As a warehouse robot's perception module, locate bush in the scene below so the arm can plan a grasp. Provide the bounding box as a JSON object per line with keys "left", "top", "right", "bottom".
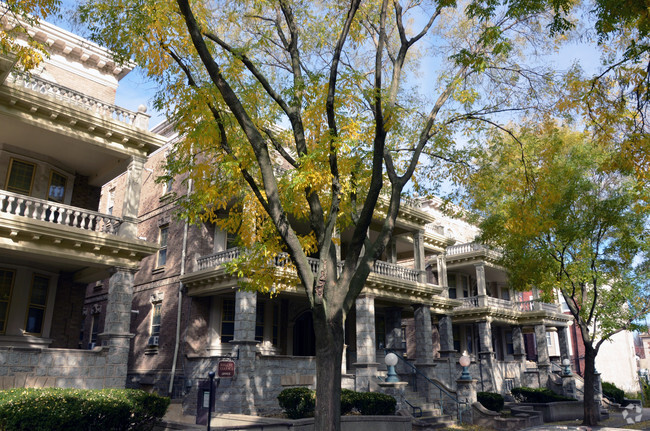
{"left": 0, "top": 388, "right": 169, "bottom": 431}
{"left": 478, "top": 392, "right": 504, "bottom": 412}
{"left": 340, "top": 389, "right": 357, "bottom": 415}
{"left": 353, "top": 392, "right": 396, "bottom": 415}
{"left": 602, "top": 382, "right": 625, "bottom": 405}
{"left": 511, "top": 387, "right": 575, "bottom": 403}
{"left": 277, "top": 387, "right": 315, "bottom": 419}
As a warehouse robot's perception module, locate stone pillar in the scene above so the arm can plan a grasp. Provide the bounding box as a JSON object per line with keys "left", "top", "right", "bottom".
{"left": 413, "top": 303, "right": 436, "bottom": 400}
{"left": 413, "top": 230, "right": 427, "bottom": 283}
{"left": 477, "top": 320, "right": 495, "bottom": 392}
{"left": 562, "top": 374, "right": 577, "bottom": 399}
{"left": 354, "top": 295, "right": 378, "bottom": 391}
{"left": 118, "top": 156, "right": 145, "bottom": 238}
{"left": 231, "top": 290, "right": 258, "bottom": 414}
{"left": 534, "top": 323, "right": 550, "bottom": 387}
{"left": 456, "top": 378, "right": 478, "bottom": 424}
{"left": 475, "top": 263, "right": 487, "bottom": 306}
{"left": 385, "top": 308, "right": 403, "bottom": 351}
{"left": 99, "top": 267, "right": 136, "bottom": 388}
{"left": 438, "top": 315, "right": 455, "bottom": 358}
{"left": 436, "top": 254, "right": 448, "bottom": 289}
{"left": 594, "top": 370, "right": 603, "bottom": 408}
{"left": 557, "top": 326, "right": 571, "bottom": 364}
{"left": 512, "top": 326, "right": 526, "bottom": 364}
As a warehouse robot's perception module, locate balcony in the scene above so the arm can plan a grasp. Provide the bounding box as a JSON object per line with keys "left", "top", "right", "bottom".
{"left": 0, "top": 190, "right": 157, "bottom": 282}
{"left": 185, "top": 248, "right": 450, "bottom": 305}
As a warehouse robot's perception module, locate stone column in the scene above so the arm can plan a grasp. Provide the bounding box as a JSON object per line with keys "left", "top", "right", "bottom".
{"left": 436, "top": 254, "right": 448, "bottom": 289}
{"left": 534, "top": 323, "right": 550, "bottom": 387}
{"left": 562, "top": 374, "right": 577, "bottom": 399}
{"left": 118, "top": 156, "right": 145, "bottom": 238}
{"left": 594, "top": 370, "right": 603, "bottom": 408}
{"left": 438, "top": 315, "right": 455, "bottom": 358}
{"left": 354, "top": 295, "right": 378, "bottom": 391}
{"left": 557, "top": 326, "right": 571, "bottom": 365}
{"left": 413, "top": 303, "right": 436, "bottom": 401}
{"left": 99, "top": 267, "right": 136, "bottom": 388}
{"left": 512, "top": 326, "right": 526, "bottom": 364}
{"left": 231, "top": 290, "right": 258, "bottom": 414}
{"left": 477, "top": 320, "right": 495, "bottom": 392}
{"left": 475, "top": 263, "right": 487, "bottom": 306}
{"left": 387, "top": 238, "right": 397, "bottom": 264}
{"left": 413, "top": 230, "right": 427, "bottom": 283}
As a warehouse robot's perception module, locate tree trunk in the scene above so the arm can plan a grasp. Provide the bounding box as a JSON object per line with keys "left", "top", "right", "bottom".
{"left": 313, "top": 309, "right": 344, "bottom": 431}
{"left": 582, "top": 344, "right": 600, "bottom": 426}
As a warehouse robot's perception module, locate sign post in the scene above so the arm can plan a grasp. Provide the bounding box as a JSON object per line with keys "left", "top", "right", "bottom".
{"left": 207, "top": 371, "right": 215, "bottom": 431}
{"left": 218, "top": 360, "right": 236, "bottom": 378}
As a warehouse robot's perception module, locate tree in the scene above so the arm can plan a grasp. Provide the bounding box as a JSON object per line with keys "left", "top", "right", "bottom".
{"left": 457, "top": 122, "right": 650, "bottom": 426}
{"left": 76, "top": 1, "right": 573, "bottom": 429}
{"left": 0, "top": 1, "right": 61, "bottom": 71}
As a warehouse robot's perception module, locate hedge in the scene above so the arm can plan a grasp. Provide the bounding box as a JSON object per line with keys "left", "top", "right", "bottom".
{"left": 511, "top": 387, "right": 575, "bottom": 403}
{"left": 0, "top": 388, "right": 169, "bottom": 431}
{"left": 477, "top": 391, "right": 504, "bottom": 412}
{"left": 277, "top": 388, "right": 396, "bottom": 418}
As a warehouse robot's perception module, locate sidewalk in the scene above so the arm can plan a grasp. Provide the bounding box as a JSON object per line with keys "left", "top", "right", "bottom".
{"left": 521, "top": 407, "right": 650, "bottom": 431}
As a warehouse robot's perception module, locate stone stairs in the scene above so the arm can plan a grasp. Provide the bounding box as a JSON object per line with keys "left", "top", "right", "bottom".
{"left": 403, "top": 387, "right": 456, "bottom": 429}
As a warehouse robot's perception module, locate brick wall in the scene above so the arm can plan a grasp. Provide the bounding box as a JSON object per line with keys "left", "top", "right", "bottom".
{"left": 70, "top": 174, "right": 101, "bottom": 211}
{"left": 49, "top": 273, "right": 85, "bottom": 349}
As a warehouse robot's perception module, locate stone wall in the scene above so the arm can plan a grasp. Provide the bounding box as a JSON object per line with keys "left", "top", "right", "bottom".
{"left": 0, "top": 347, "right": 125, "bottom": 389}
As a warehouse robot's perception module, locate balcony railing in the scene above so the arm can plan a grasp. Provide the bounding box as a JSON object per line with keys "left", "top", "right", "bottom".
{"left": 454, "top": 295, "right": 561, "bottom": 313}
{"left": 196, "top": 248, "right": 423, "bottom": 283}
{"left": 515, "top": 300, "right": 560, "bottom": 313}
{"left": 446, "top": 242, "right": 488, "bottom": 256}
{"left": 457, "top": 296, "right": 479, "bottom": 308}
{"left": 0, "top": 190, "right": 121, "bottom": 234}
{"left": 7, "top": 73, "right": 148, "bottom": 129}
{"left": 486, "top": 296, "right": 513, "bottom": 308}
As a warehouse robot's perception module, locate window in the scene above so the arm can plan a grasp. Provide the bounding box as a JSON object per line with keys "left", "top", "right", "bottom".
{"left": 505, "top": 331, "right": 514, "bottom": 355}
{"left": 107, "top": 188, "right": 115, "bottom": 215}
{"left": 47, "top": 171, "right": 66, "bottom": 202}
{"left": 272, "top": 304, "right": 279, "bottom": 346}
{"left": 151, "top": 303, "right": 162, "bottom": 337}
{"left": 448, "top": 274, "right": 457, "bottom": 299}
{"left": 0, "top": 270, "right": 14, "bottom": 334}
{"left": 157, "top": 225, "right": 169, "bottom": 268}
{"left": 25, "top": 275, "right": 48, "bottom": 335}
{"left": 90, "top": 313, "right": 100, "bottom": 348}
{"left": 6, "top": 158, "right": 35, "bottom": 195}
{"left": 375, "top": 314, "right": 386, "bottom": 348}
{"left": 221, "top": 299, "right": 235, "bottom": 343}
{"left": 255, "top": 303, "right": 264, "bottom": 343}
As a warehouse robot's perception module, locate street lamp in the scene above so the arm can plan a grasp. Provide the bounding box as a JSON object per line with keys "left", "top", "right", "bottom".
{"left": 562, "top": 358, "right": 571, "bottom": 376}
{"left": 385, "top": 352, "right": 399, "bottom": 382}
{"left": 459, "top": 351, "right": 471, "bottom": 380}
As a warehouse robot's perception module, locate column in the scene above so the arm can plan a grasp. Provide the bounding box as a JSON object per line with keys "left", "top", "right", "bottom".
{"left": 387, "top": 237, "right": 397, "bottom": 264}
{"left": 100, "top": 267, "right": 136, "bottom": 388}
{"left": 477, "top": 320, "right": 495, "bottom": 392}
{"left": 512, "top": 326, "right": 526, "bottom": 364}
{"left": 385, "top": 308, "right": 403, "bottom": 351}
{"left": 231, "top": 290, "right": 258, "bottom": 414}
{"left": 436, "top": 254, "right": 448, "bottom": 289}
{"left": 438, "top": 315, "right": 455, "bottom": 357}
{"left": 557, "top": 326, "right": 571, "bottom": 364}
{"left": 534, "top": 323, "right": 551, "bottom": 387}
{"left": 118, "top": 156, "right": 145, "bottom": 238}
{"left": 475, "top": 263, "right": 487, "bottom": 306}
{"left": 413, "top": 230, "right": 427, "bottom": 283}
{"left": 413, "top": 303, "right": 436, "bottom": 401}
{"left": 354, "top": 295, "right": 378, "bottom": 391}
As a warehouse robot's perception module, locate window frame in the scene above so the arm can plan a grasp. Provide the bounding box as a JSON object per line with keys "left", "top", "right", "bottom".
{"left": 151, "top": 302, "right": 162, "bottom": 338}
{"left": 0, "top": 269, "right": 15, "bottom": 334}
{"left": 220, "top": 299, "right": 235, "bottom": 344}
{"left": 24, "top": 274, "right": 49, "bottom": 336}
{"left": 47, "top": 170, "right": 67, "bottom": 203}
{"left": 6, "top": 158, "right": 36, "bottom": 195}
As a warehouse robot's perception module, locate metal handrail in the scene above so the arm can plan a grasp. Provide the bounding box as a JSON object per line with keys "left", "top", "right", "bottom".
{"left": 385, "top": 349, "right": 468, "bottom": 422}
{"left": 402, "top": 398, "right": 423, "bottom": 418}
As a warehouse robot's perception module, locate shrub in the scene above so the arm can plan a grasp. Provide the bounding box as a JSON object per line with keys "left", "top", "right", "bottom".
{"left": 277, "top": 387, "right": 315, "bottom": 419}
{"left": 0, "top": 388, "right": 169, "bottom": 431}
{"left": 478, "top": 391, "right": 504, "bottom": 412}
{"left": 511, "top": 387, "right": 575, "bottom": 403}
{"left": 353, "top": 392, "right": 396, "bottom": 415}
{"left": 602, "top": 382, "right": 625, "bottom": 405}
{"left": 340, "top": 389, "right": 357, "bottom": 415}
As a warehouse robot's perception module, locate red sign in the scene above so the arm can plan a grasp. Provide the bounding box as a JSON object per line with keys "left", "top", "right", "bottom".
{"left": 217, "top": 360, "right": 236, "bottom": 378}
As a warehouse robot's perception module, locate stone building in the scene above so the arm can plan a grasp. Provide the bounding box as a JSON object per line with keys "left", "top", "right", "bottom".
{"left": 0, "top": 15, "right": 163, "bottom": 388}
{"left": 87, "top": 130, "right": 576, "bottom": 418}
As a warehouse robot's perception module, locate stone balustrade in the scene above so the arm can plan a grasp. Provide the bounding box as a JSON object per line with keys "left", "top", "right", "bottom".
{"left": 7, "top": 73, "right": 148, "bottom": 129}
{"left": 0, "top": 190, "right": 122, "bottom": 234}
{"left": 486, "top": 296, "right": 513, "bottom": 308}
{"left": 196, "top": 248, "right": 423, "bottom": 283}
{"left": 446, "top": 242, "right": 488, "bottom": 256}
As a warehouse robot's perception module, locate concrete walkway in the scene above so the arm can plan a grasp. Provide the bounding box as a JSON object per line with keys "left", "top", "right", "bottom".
{"left": 522, "top": 407, "right": 650, "bottom": 431}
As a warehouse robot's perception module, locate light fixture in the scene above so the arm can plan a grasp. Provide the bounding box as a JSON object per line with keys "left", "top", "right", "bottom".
{"left": 562, "top": 358, "right": 571, "bottom": 376}
{"left": 385, "top": 352, "right": 399, "bottom": 382}
{"left": 459, "top": 351, "right": 471, "bottom": 380}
